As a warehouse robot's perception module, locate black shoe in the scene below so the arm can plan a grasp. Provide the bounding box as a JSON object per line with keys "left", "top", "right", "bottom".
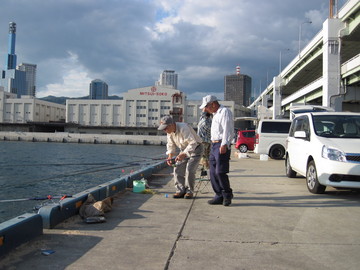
{"left": 173, "top": 193, "right": 185, "bottom": 198}
{"left": 208, "top": 198, "right": 223, "bottom": 205}
{"left": 223, "top": 199, "right": 231, "bottom": 206}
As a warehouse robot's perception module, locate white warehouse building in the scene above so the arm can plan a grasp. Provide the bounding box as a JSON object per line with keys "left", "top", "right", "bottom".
{"left": 0, "top": 88, "right": 66, "bottom": 123}
{"left": 66, "top": 86, "right": 249, "bottom": 129}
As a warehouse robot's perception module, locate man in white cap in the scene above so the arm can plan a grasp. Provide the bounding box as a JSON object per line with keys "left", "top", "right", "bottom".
{"left": 199, "top": 95, "right": 234, "bottom": 206}
{"left": 158, "top": 115, "right": 203, "bottom": 199}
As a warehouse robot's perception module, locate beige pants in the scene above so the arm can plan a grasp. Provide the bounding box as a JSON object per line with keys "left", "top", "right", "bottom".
{"left": 173, "top": 144, "right": 203, "bottom": 194}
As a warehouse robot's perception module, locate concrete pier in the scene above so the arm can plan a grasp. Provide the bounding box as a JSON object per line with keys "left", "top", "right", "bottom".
{"left": 1, "top": 151, "right": 360, "bottom": 269}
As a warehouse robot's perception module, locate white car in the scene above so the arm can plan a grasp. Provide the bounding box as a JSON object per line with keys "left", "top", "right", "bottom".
{"left": 254, "top": 119, "right": 292, "bottom": 159}
{"left": 285, "top": 112, "right": 360, "bottom": 194}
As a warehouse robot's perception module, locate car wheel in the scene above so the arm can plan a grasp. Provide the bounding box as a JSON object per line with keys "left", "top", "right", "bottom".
{"left": 306, "top": 160, "right": 326, "bottom": 194}
{"left": 269, "top": 144, "right": 285, "bottom": 160}
{"left": 239, "top": 144, "right": 248, "bottom": 153}
{"left": 285, "top": 155, "right": 296, "bottom": 178}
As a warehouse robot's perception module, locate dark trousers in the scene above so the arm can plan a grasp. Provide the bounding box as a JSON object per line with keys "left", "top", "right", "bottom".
{"left": 209, "top": 142, "right": 232, "bottom": 200}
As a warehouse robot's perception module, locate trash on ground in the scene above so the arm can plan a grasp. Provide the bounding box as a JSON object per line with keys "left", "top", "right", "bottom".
{"left": 140, "top": 189, "right": 158, "bottom": 194}
{"left": 41, "top": 249, "right": 55, "bottom": 256}
{"left": 79, "top": 194, "right": 113, "bottom": 222}
{"left": 84, "top": 216, "right": 106, "bottom": 224}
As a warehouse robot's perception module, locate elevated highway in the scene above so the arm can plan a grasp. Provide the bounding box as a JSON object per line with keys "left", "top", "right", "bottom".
{"left": 250, "top": 0, "right": 360, "bottom": 118}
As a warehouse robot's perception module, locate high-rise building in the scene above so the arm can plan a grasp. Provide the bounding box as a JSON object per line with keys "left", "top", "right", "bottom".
{"left": 17, "top": 63, "right": 37, "bottom": 96}
{"left": 224, "top": 65, "right": 252, "bottom": 106}
{"left": 0, "top": 69, "right": 26, "bottom": 97}
{"left": 89, "top": 79, "right": 108, "bottom": 99}
{"left": 1, "top": 22, "right": 27, "bottom": 97}
{"left": 6, "top": 22, "right": 17, "bottom": 70}
{"left": 156, "top": 70, "right": 178, "bottom": 89}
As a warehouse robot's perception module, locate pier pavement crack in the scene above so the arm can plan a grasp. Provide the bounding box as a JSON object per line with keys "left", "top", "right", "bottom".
{"left": 163, "top": 191, "right": 198, "bottom": 270}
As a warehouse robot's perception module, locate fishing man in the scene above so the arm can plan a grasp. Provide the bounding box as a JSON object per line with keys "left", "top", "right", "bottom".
{"left": 200, "top": 95, "right": 234, "bottom": 206}
{"left": 158, "top": 115, "right": 203, "bottom": 199}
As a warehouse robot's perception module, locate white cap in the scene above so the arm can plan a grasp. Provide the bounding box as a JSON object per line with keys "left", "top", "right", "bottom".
{"left": 199, "top": 95, "right": 218, "bottom": 109}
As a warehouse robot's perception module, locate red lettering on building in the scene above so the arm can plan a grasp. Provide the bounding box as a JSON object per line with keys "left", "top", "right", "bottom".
{"left": 139, "top": 92, "right": 167, "bottom": 96}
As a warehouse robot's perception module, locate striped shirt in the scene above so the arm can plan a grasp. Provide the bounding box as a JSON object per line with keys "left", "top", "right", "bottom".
{"left": 197, "top": 112, "right": 212, "bottom": 144}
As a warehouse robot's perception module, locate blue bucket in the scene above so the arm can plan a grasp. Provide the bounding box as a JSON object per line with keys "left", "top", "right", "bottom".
{"left": 133, "top": 180, "right": 146, "bottom": 193}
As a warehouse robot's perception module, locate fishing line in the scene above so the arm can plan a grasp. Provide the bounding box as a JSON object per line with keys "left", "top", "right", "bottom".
{"left": 0, "top": 195, "right": 72, "bottom": 203}
{"left": 0, "top": 154, "right": 166, "bottom": 168}
{"left": 0, "top": 158, "right": 166, "bottom": 190}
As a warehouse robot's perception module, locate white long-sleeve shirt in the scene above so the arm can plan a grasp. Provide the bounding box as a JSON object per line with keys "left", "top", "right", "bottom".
{"left": 166, "top": 122, "right": 202, "bottom": 157}
{"left": 211, "top": 105, "right": 234, "bottom": 148}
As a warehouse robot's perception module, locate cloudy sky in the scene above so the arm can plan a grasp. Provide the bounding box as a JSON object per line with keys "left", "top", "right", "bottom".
{"left": 0, "top": 0, "right": 348, "bottom": 100}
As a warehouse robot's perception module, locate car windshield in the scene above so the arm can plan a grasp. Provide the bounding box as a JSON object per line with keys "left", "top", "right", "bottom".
{"left": 312, "top": 115, "right": 360, "bottom": 138}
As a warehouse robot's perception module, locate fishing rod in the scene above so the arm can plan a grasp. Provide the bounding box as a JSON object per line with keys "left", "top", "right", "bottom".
{"left": 108, "top": 153, "right": 167, "bottom": 161}
{"left": 0, "top": 162, "right": 117, "bottom": 168}
{"left": 0, "top": 195, "right": 72, "bottom": 203}
{"left": 166, "top": 156, "right": 199, "bottom": 166}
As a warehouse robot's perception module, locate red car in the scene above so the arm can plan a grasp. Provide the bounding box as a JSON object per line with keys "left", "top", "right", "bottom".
{"left": 235, "top": 130, "right": 255, "bottom": 153}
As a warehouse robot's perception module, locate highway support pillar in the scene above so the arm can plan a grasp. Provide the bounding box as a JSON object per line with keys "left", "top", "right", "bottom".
{"left": 322, "top": 18, "right": 344, "bottom": 111}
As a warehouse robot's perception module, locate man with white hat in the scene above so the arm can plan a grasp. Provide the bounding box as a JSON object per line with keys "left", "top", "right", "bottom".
{"left": 199, "top": 95, "right": 234, "bottom": 206}
{"left": 158, "top": 115, "right": 203, "bottom": 199}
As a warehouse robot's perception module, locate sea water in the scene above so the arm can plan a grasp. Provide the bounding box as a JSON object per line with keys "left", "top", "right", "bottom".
{"left": 0, "top": 141, "right": 165, "bottom": 223}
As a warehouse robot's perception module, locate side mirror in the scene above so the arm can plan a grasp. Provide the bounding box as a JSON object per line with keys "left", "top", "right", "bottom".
{"left": 294, "top": 131, "right": 307, "bottom": 139}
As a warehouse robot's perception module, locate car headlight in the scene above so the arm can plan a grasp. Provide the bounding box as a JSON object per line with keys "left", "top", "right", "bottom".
{"left": 321, "top": 145, "right": 346, "bottom": 162}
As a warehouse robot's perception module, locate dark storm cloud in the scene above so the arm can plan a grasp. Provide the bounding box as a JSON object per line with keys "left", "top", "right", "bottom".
{"left": 0, "top": 0, "right": 348, "bottom": 99}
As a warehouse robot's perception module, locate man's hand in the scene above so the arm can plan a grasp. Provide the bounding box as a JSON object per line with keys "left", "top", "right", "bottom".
{"left": 220, "top": 145, "right": 227, "bottom": 154}
{"left": 175, "top": 152, "right": 187, "bottom": 162}
{"left": 167, "top": 155, "right": 174, "bottom": 166}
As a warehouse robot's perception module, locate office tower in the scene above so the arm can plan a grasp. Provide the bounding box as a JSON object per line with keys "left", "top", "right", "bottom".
{"left": 156, "top": 70, "right": 178, "bottom": 89}
{"left": 224, "top": 65, "right": 252, "bottom": 106}
{"left": 0, "top": 69, "right": 26, "bottom": 97}
{"left": 89, "top": 79, "right": 108, "bottom": 99}
{"left": 0, "top": 22, "right": 27, "bottom": 97}
{"left": 17, "top": 63, "right": 37, "bottom": 96}
{"left": 6, "top": 22, "right": 17, "bottom": 70}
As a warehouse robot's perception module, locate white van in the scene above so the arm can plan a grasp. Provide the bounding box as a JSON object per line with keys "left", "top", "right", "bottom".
{"left": 254, "top": 119, "right": 292, "bottom": 159}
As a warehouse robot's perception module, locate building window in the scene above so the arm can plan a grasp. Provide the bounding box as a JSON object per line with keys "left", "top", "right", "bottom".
{"left": 328, "top": 40, "right": 339, "bottom": 55}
